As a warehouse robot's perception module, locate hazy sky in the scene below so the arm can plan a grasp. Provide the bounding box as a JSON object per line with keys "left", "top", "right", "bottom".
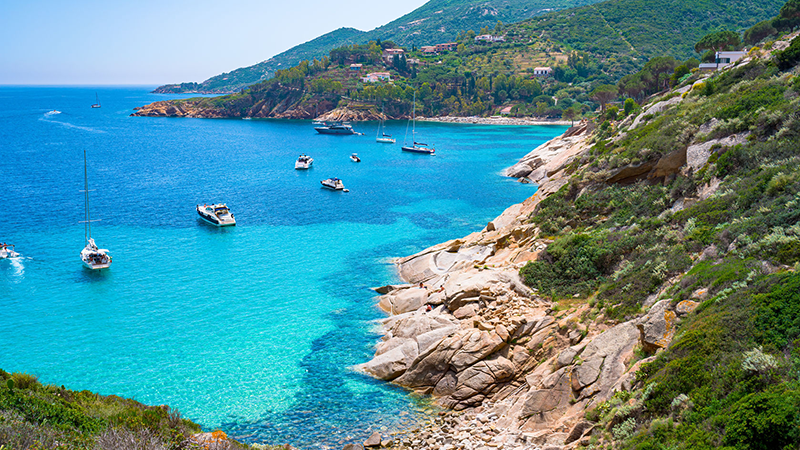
{"left": 0, "top": 0, "right": 428, "bottom": 85}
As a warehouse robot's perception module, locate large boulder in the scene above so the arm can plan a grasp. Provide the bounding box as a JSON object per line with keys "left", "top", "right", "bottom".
{"left": 637, "top": 300, "right": 677, "bottom": 353}
{"left": 395, "top": 328, "right": 506, "bottom": 390}
{"left": 378, "top": 287, "right": 428, "bottom": 314}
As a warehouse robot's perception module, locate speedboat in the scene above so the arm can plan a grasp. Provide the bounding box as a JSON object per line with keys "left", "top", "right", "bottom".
{"left": 350, "top": 153, "right": 361, "bottom": 162}
{"left": 0, "top": 244, "right": 19, "bottom": 259}
{"left": 197, "top": 203, "right": 236, "bottom": 226}
{"left": 295, "top": 154, "right": 314, "bottom": 169}
{"left": 321, "top": 178, "right": 349, "bottom": 192}
{"left": 315, "top": 122, "right": 357, "bottom": 135}
{"left": 80, "top": 238, "right": 112, "bottom": 270}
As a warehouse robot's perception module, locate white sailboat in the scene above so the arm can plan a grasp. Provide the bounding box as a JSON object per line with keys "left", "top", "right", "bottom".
{"left": 401, "top": 92, "right": 435, "bottom": 155}
{"left": 376, "top": 107, "right": 395, "bottom": 143}
{"left": 80, "top": 149, "right": 112, "bottom": 270}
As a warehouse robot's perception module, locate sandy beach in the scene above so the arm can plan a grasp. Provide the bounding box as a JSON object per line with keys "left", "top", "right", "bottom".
{"left": 420, "top": 116, "right": 573, "bottom": 126}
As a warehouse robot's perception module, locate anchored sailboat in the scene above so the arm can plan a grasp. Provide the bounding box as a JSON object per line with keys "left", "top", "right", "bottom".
{"left": 91, "top": 93, "right": 101, "bottom": 108}
{"left": 401, "top": 92, "right": 434, "bottom": 155}
{"left": 79, "top": 149, "right": 112, "bottom": 270}
{"left": 376, "top": 107, "right": 395, "bottom": 143}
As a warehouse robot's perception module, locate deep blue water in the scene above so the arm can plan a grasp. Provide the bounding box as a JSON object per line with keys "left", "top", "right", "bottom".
{"left": 0, "top": 86, "right": 566, "bottom": 448}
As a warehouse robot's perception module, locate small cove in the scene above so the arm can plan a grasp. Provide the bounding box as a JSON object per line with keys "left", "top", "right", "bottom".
{"left": 0, "top": 86, "right": 567, "bottom": 448}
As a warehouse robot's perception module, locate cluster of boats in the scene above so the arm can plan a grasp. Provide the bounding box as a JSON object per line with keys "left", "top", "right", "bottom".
{"left": 313, "top": 93, "right": 436, "bottom": 155}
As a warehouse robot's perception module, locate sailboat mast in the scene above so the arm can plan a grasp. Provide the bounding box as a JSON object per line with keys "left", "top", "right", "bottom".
{"left": 412, "top": 92, "right": 416, "bottom": 143}
{"left": 84, "top": 149, "right": 91, "bottom": 241}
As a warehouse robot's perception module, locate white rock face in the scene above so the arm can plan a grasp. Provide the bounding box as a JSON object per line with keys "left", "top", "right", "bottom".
{"left": 686, "top": 132, "right": 750, "bottom": 171}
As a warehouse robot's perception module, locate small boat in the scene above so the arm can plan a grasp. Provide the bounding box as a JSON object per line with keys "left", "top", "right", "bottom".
{"left": 197, "top": 203, "right": 236, "bottom": 227}
{"left": 315, "top": 121, "right": 357, "bottom": 135}
{"left": 321, "top": 178, "right": 349, "bottom": 192}
{"left": 91, "top": 93, "right": 101, "bottom": 108}
{"left": 242, "top": 117, "right": 252, "bottom": 120}
{"left": 80, "top": 149, "right": 112, "bottom": 270}
{"left": 402, "top": 92, "right": 435, "bottom": 155}
{"left": 295, "top": 154, "right": 314, "bottom": 170}
{"left": 376, "top": 108, "right": 395, "bottom": 143}
{"left": 350, "top": 153, "right": 361, "bottom": 162}
{"left": 0, "top": 244, "right": 19, "bottom": 259}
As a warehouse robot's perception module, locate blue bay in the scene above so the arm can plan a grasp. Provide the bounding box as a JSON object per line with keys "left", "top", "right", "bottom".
{"left": 0, "top": 86, "right": 566, "bottom": 448}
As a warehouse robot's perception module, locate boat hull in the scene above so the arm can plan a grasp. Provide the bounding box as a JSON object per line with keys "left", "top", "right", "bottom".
{"left": 402, "top": 146, "right": 435, "bottom": 155}
{"left": 376, "top": 138, "right": 396, "bottom": 143}
{"left": 197, "top": 206, "right": 236, "bottom": 227}
{"left": 198, "top": 212, "right": 236, "bottom": 227}
{"left": 315, "top": 127, "right": 355, "bottom": 135}
{"left": 82, "top": 260, "right": 110, "bottom": 270}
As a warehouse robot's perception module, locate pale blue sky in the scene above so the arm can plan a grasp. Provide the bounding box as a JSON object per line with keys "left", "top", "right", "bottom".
{"left": 0, "top": 0, "right": 428, "bottom": 85}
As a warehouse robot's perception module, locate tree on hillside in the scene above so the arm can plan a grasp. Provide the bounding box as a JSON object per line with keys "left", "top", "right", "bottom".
{"left": 744, "top": 20, "right": 778, "bottom": 45}
{"left": 591, "top": 84, "right": 618, "bottom": 112}
{"left": 618, "top": 73, "right": 646, "bottom": 100}
{"left": 642, "top": 56, "right": 679, "bottom": 91}
{"left": 562, "top": 106, "right": 578, "bottom": 125}
{"left": 776, "top": 0, "right": 800, "bottom": 30}
{"left": 695, "top": 30, "right": 742, "bottom": 55}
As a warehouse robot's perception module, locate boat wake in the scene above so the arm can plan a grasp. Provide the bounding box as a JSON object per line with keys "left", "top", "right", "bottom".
{"left": 4, "top": 257, "right": 26, "bottom": 281}
{"left": 40, "top": 112, "right": 105, "bottom": 133}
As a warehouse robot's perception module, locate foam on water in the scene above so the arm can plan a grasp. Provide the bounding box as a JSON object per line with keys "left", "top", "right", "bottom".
{"left": 0, "top": 86, "right": 567, "bottom": 448}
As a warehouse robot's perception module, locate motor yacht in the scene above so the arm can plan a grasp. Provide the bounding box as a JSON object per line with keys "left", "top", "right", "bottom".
{"left": 197, "top": 203, "right": 236, "bottom": 227}
{"left": 295, "top": 154, "right": 314, "bottom": 169}
{"left": 321, "top": 178, "right": 348, "bottom": 192}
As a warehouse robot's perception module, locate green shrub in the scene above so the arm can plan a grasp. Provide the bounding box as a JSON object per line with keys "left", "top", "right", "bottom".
{"left": 724, "top": 388, "right": 800, "bottom": 449}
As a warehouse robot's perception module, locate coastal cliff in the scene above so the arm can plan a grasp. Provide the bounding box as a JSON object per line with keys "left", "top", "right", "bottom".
{"left": 358, "top": 31, "right": 800, "bottom": 450}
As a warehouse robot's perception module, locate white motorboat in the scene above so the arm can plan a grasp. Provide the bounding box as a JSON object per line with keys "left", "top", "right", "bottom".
{"left": 80, "top": 149, "right": 112, "bottom": 270}
{"left": 0, "top": 244, "right": 19, "bottom": 259}
{"left": 315, "top": 121, "right": 357, "bottom": 135}
{"left": 295, "top": 154, "right": 314, "bottom": 170}
{"left": 402, "top": 92, "right": 435, "bottom": 155}
{"left": 197, "top": 203, "right": 236, "bottom": 227}
{"left": 350, "top": 153, "right": 361, "bottom": 162}
{"left": 321, "top": 178, "right": 349, "bottom": 192}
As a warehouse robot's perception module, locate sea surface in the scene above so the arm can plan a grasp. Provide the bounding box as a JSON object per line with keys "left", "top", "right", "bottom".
{"left": 0, "top": 86, "right": 566, "bottom": 448}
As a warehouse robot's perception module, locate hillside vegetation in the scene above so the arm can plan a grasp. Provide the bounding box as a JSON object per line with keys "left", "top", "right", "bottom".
{"left": 517, "top": 26, "right": 800, "bottom": 449}
{"left": 154, "top": 0, "right": 603, "bottom": 93}
{"left": 140, "top": 0, "right": 783, "bottom": 119}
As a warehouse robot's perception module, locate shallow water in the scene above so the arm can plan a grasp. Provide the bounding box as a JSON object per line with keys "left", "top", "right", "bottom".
{"left": 0, "top": 86, "right": 566, "bottom": 448}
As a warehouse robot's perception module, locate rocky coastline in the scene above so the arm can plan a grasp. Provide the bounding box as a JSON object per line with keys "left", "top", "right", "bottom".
{"left": 131, "top": 101, "right": 571, "bottom": 126}
{"left": 351, "top": 120, "right": 691, "bottom": 450}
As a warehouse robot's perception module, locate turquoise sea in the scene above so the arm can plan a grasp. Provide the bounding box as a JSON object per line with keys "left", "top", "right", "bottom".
{"left": 0, "top": 86, "right": 566, "bottom": 448}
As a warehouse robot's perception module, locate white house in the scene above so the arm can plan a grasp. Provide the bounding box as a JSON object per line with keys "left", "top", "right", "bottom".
{"left": 533, "top": 67, "right": 553, "bottom": 77}
{"left": 698, "top": 50, "right": 747, "bottom": 71}
{"left": 475, "top": 35, "right": 506, "bottom": 43}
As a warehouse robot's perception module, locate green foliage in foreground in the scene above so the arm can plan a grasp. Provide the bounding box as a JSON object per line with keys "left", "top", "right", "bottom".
{"left": 0, "top": 370, "right": 268, "bottom": 450}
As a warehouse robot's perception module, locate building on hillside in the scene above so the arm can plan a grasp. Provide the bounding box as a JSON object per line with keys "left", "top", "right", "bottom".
{"left": 349, "top": 64, "right": 363, "bottom": 72}
{"left": 500, "top": 106, "right": 514, "bottom": 115}
{"left": 382, "top": 48, "right": 405, "bottom": 63}
{"left": 533, "top": 67, "right": 553, "bottom": 77}
{"left": 434, "top": 42, "right": 458, "bottom": 52}
{"left": 421, "top": 46, "right": 437, "bottom": 54}
{"left": 475, "top": 35, "right": 506, "bottom": 43}
{"left": 698, "top": 50, "right": 748, "bottom": 71}
{"left": 361, "top": 72, "right": 392, "bottom": 83}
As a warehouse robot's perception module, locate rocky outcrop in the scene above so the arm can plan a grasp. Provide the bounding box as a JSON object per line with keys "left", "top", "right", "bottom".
{"left": 359, "top": 121, "right": 709, "bottom": 450}
{"left": 315, "top": 106, "right": 392, "bottom": 122}
{"left": 505, "top": 120, "right": 593, "bottom": 184}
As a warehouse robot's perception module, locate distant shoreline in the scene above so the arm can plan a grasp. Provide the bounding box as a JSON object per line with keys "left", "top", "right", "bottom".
{"left": 420, "top": 116, "right": 573, "bottom": 126}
